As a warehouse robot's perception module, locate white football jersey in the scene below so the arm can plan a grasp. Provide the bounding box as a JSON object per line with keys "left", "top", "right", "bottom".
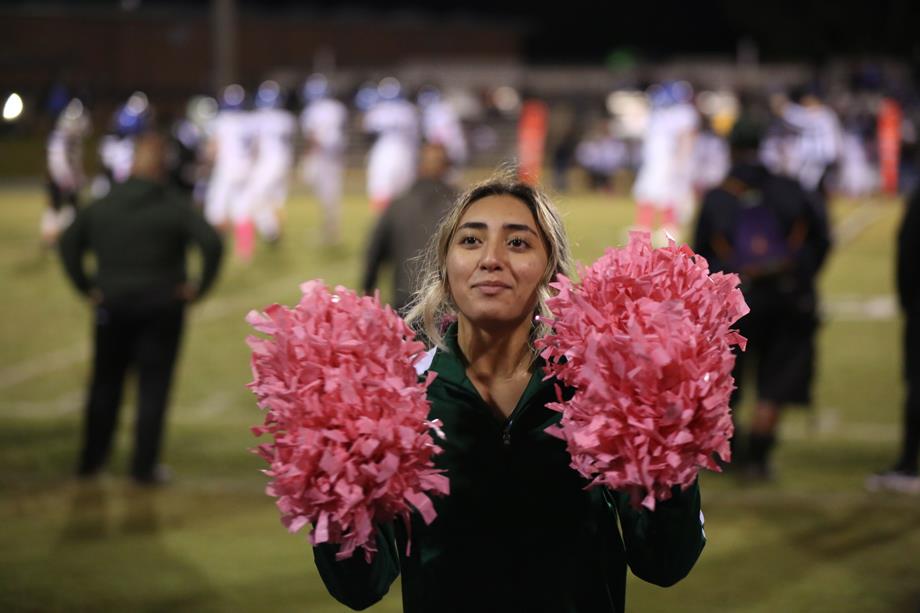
{"left": 252, "top": 108, "right": 297, "bottom": 168}
{"left": 302, "top": 98, "right": 348, "bottom": 153}
{"left": 47, "top": 128, "right": 84, "bottom": 187}
{"left": 633, "top": 103, "right": 699, "bottom": 203}
{"left": 98, "top": 134, "right": 135, "bottom": 183}
{"left": 363, "top": 99, "right": 419, "bottom": 144}
{"left": 782, "top": 102, "right": 843, "bottom": 191}
{"left": 641, "top": 103, "right": 698, "bottom": 167}
{"left": 422, "top": 100, "right": 467, "bottom": 164}
{"left": 211, "top": 110, "right": 256, "bottom": 173}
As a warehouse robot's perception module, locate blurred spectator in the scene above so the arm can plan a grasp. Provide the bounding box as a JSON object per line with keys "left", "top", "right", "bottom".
{"left": 693, "top": 114, "right": 831, "bottom": 479}
{"left": 167, "top": 98, "right": 214, "bottom": 200}
{"left": 866, "top": 189, "right": 920, "bottom": 494}
{"left": 836, "top": 121, "right": 876, "bottom": 198}
{"left": 691, "top": 115, "right": 730, "bottom": 195}
{"left": 204, "top": 84, "right": 255, "bottom": 231}
{"left": 551, "top": 122, "right": 581, "bottom": 193}
{"left": 362, "top": 142, "right": 457, "bottom": 313}
{"left": 301, "top": 74, "right": 349, "bottom": 246}
{"left": 42, "top": 98, "right": 90, "bottom": 247}
{"left": 58, "top": 129, "right": 223, "bottom": 484}
{"left": 576, "top": 120, "right": 628, "bottom": 192}
{"left": 91, "top": 91, "right": 153, "bottom": 198}
{"left": 633, "top": 81, "right": 698, "bottom": 243}
{"left": 769, "top": 88, "right": 843, "bottom": 200}
{"left": 234, "top": 80, "right": 297, "bottom": 260}
{"left": 418, "top": 85, "right": 468, "bottom": 167}
{"left": 363, "top": 77, "right": 420, "bottom": 212}
{"left": 898, "top": 105, "right": 919, "bottom": 194}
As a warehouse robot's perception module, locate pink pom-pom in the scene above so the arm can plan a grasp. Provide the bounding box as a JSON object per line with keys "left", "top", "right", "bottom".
{"left": 536, "top": 232, "right": 749, "bottom": 510}
{"left": 247, "top": 280, "right": 449, "bottom": 561}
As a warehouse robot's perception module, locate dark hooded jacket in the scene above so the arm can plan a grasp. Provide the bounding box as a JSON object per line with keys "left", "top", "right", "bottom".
{"left": 313, "top": 324, "right": 706, "bottom": 613}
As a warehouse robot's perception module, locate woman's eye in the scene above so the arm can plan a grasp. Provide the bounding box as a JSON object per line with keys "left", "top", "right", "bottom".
{"left": 509, "top": 237, "right": 529, "bottom": 248}
{"left": 458, "top": 235, "right": 479, "bottom": 246}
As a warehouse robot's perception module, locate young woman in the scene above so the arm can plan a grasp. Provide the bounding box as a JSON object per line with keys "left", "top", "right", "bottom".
{"left": 313, "top": 177, "right": 706, "bottom": 613}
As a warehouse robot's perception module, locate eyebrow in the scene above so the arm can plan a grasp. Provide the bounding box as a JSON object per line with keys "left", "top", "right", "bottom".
{"left": 457, "top": 221, "right": 539, "bottom": 236}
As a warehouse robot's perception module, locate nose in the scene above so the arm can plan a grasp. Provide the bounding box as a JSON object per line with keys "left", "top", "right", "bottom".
{"left": 478, "top": 241, "right": 505, "bottom": 271}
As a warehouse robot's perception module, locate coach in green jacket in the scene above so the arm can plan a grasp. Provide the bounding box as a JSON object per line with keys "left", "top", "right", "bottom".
{"left": 313, "top": 177, "right": 705, "bottom": 612}
{"left": 58, "top": 129, "right": 223, "bottom": 483}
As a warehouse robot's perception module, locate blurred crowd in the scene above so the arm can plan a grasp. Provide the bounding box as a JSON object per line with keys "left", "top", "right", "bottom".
{"left": 39, "top": 68, "right": 920, "bottom": 255}
{"left": 40, "top": 75, "right": 472, "bottom": 260}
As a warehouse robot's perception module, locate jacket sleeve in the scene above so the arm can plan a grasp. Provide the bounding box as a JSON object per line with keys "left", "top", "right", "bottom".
{"left": 608, "top": 479, "right": 705, "bottom": 587}
{"left": 312, "top": 522, "right": 401, "bottom": 610}
{"left": 798, "top": 187, "right": 832, "bottom": 282}
{"left": 692, "top": 195, "right": 717, "bottom": 265}
{"left": 897, "top": 190, "right": 920, "bottom": 313}
{"left": 693, "top": 190, "right": 733, "bottom": 274}
{"left": 361, "top": 207, "right": 393, "bottom": 295}
{"left": 184, "top": 205, "right": 224, "bottom": 299}
{"left": 57, "top": 208, "right": 93, "bottom": 296}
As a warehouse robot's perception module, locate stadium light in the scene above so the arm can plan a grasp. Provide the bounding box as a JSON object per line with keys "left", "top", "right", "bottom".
{"left": 492, "top": 86, "right": 520, "bottom": 114}
{"left": 697, "top": 90, "right": 739, "bottom": 135}
{"left": 3, "top": 93, "right": 24, "bottom": 122}
{"left": 125, "top": 91, "right": 149, "bottom": 115}
{"left": 606, "top": 91, "right": 648, "bottom": 138}
{"left": 188, "top": 95, "right": 218, "bottom": 126}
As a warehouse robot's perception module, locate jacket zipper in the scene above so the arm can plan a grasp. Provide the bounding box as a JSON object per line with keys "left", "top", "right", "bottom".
{"left": 503, "top": 396, "right": 531, "bottom": 447}
{"left": 502, "top": 417, "right": 514, "bottom": 446}
{"left": 443, "top": 380, "right": 520, "bottom": 447}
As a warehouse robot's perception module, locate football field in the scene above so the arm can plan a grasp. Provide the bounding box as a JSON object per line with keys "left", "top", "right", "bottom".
{"left": 1, "top": 176, "right": 917, "bottom": 612}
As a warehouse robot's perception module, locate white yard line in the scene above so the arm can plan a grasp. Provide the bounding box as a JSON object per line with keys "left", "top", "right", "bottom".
{"left": 0, "top": 345, "right": 87, "bottom": 389}
{"left": 0, "top": 275, "right": 305, "bottom": 392}
{"left": 781, "top": 407, "right": 899, "bottom": 443}
{"left": 0, "top": 388, "right": 239, "bottom": 419}
{"left": 833, "top": 198, "right": 888, "bottom": 247}
{"left": 823, "top": 294, "right": 898, "bottom": 321}
{"left": 0, "top": 389, "right": 85, "bottom": 417}
{"left": 185, "top": 390, "right": 237, "bottom": 419}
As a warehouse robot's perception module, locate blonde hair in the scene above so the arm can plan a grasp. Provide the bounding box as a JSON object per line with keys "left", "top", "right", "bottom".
{"left": 404, "top": 173, "right": 573, "bottom": 351}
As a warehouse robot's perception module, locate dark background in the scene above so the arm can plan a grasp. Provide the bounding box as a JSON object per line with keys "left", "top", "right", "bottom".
{"left": 4, "top": 0, "right": 920, "bottom": 62}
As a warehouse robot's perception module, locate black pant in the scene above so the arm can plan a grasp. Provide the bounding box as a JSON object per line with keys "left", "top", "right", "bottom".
{"left": 79, "top": 300, "right": 184, "bottom": 480}
{"left": 898, "top": 313, "right": 920, "bottom": 473}
{"left": 47, "top": 178, "right": 79, "bottom": 212}
{"left": 731, "top": 281, "right": 818, "bottom": 406}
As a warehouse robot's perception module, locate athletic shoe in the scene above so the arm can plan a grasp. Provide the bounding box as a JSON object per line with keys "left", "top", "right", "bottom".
{"left": 865, "top": 469, "right": 920, "bottom": 495}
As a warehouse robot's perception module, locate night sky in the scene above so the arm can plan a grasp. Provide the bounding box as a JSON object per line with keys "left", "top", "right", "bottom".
{"left": 5, "top": 0, "right": 920, "bottom": 63}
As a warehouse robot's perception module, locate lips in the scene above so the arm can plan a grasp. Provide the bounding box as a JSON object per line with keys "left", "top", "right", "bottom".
{"left": 472, "top": 281, "right": 511, "bottom": 289}
{"left": 472, "top": 281, "right": 511, "bottom": 296}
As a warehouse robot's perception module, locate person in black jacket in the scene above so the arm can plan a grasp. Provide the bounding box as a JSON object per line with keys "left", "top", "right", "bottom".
{"left": 694, "top": 114, "right": 831, "bottom": 479}
{"left": 58, "top": 128, "right": 223, "bottom": 484}
{"left": 362, "top": 142, "right": 457, "bottom": 314}
{"left": 866, "top": 190, "right": 920, "bottom": 494}
{"left": 313, "top": 176, "right": 706, "bottom": 613}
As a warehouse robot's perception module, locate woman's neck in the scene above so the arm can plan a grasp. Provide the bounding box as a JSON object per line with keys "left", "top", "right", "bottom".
{"left": 456, "top": 316, "right": 533, "bottom": 379}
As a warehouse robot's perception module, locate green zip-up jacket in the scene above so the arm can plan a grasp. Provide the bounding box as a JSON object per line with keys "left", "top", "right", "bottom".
{"left": 58, "top": 178, "right": 223, "bottom": 305}
{"left": 313, "top": 324, "right": 706, "bottom": 612}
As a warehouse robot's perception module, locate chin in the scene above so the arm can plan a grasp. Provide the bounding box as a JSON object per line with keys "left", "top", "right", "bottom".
{"left": 462, "top": 308, "right": 532, "bottom": 331}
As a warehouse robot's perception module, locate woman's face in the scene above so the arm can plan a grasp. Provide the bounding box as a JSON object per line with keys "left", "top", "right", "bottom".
{"left": 446, "top": 194, "right": 549, "bottom": 331}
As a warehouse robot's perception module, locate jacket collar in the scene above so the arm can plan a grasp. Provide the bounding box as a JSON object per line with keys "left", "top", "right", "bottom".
{"left": 112, "top": 177, "right": 164, "bottom": 199}
{"left": 430, "top": 322, "right": 551, "bottom": 408}
{"left": 429, "top": 321, "right": 471, "bottom": 388}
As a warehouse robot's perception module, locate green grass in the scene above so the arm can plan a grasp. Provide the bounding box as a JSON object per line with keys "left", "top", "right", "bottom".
{"left": 1, "top": 176, "right": 917, "bottom": 612}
